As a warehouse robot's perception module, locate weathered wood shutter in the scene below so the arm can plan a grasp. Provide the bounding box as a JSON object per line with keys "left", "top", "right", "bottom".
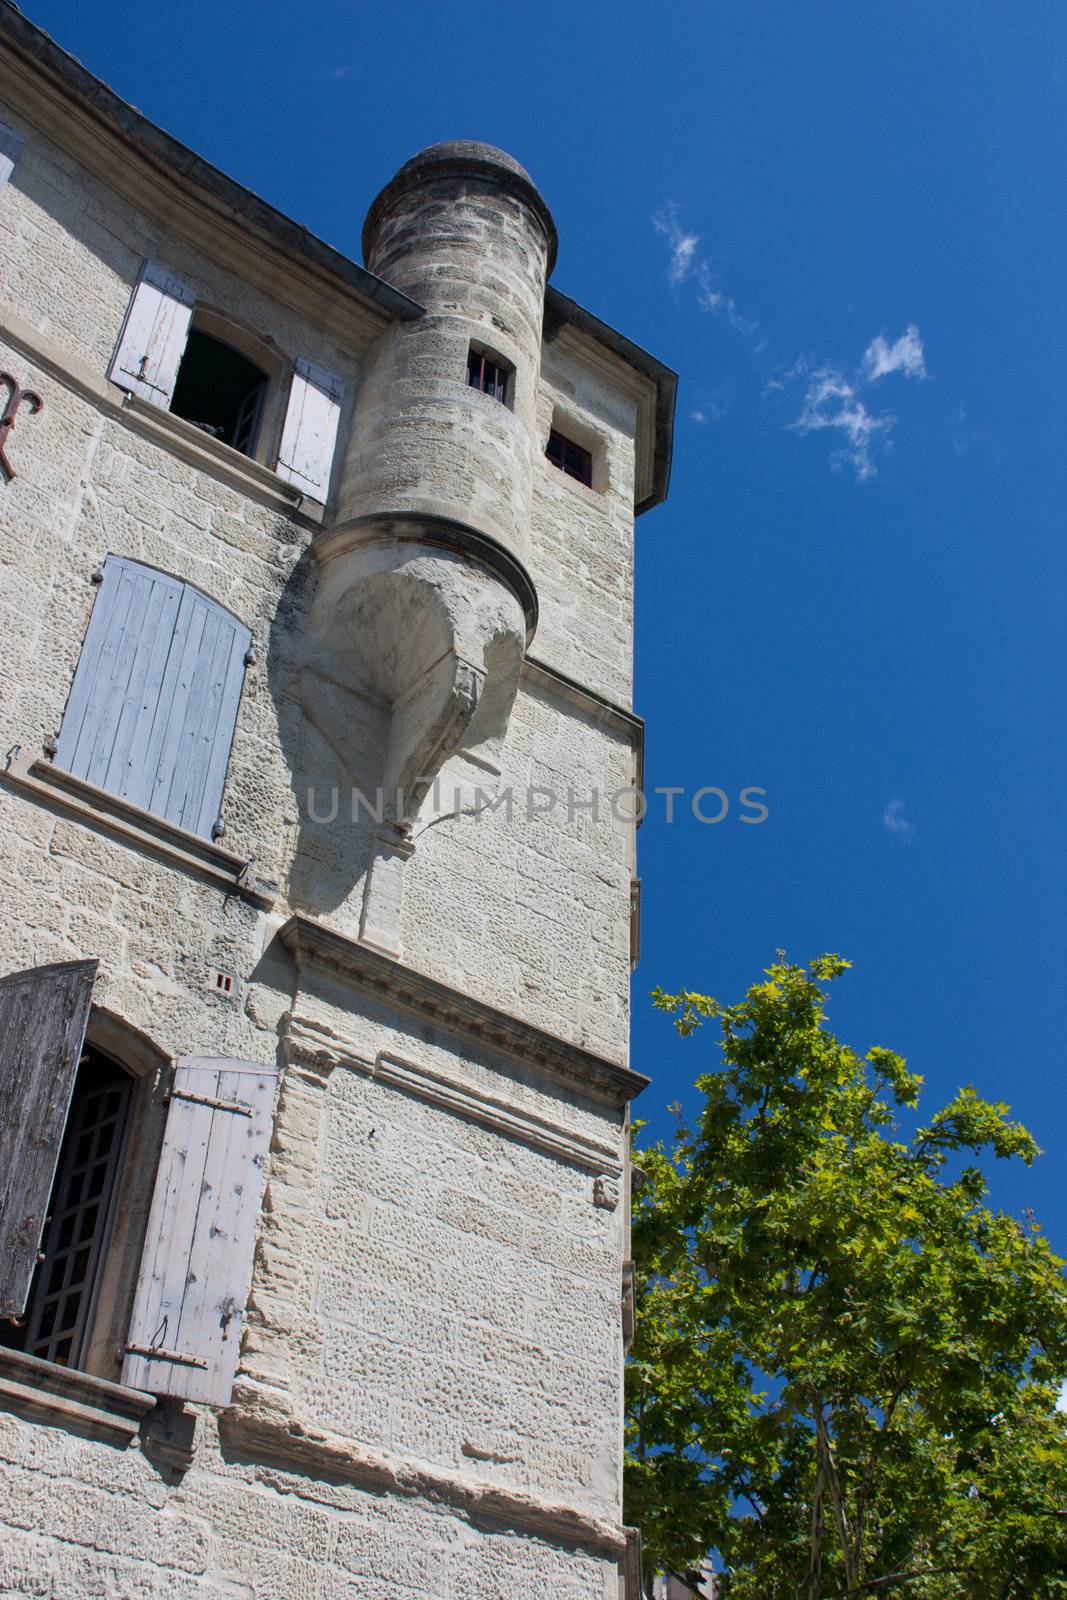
{"left": 122, "top": 1058, "right": 277, "bottom": 1404}
{"left": 53, "top": 556, "right": 252, "bottom": 840}
{"left": 0, "top": 121, "right": 24, "bottom": 192}
{"left": 275, "top": 358, "right": 344, "bottom": 500}
{"left": 109, "top": 259, "right": 195, "bottom": 406}
{"left": 0, "top": 960, "right": 97, "bottom": 1318}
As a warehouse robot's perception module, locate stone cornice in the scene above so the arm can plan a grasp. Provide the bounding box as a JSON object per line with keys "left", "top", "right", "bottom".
{"left": 284, "top": 1018, "right": 624, "bottom": 1177}
{"left": 315, "top": 511, "right": 540, "bottom": 645}
{"left": 544, "top": 291, "right": 676, "bottom": 515}
{"left": 278, "top": 914, "right": 647, "bottom": 1109}
{"left": 222, "top": 1378, "right": 627, "bottom": 1557}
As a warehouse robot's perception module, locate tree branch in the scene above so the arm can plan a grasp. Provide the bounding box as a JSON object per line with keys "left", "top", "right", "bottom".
{"left": 828, "top": 1564, "right": 971, "bottom": 1596}
{"left": 814, "top": 1397, "right": 859, "bottom": 1590}
{"left": 850, "top": 1379, "right": 906, "bottom": 1573}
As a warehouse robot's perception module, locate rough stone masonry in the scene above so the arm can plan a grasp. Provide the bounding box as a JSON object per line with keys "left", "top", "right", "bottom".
{"left": 0, "top": 4, "right": 675, "bottom": 1596}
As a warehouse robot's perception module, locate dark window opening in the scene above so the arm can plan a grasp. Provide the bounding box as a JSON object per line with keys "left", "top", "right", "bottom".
{"left": 546, "top": 429, "right": 593, "bottom": 487}
{"left": 170, "top": 329, "right": 268, "bottom": 457}
{"left": 466, "top": 346, "right": 511, "bottom": 404}
{"left": 1, "top": 1047, "right": 132, "bottom": 1369}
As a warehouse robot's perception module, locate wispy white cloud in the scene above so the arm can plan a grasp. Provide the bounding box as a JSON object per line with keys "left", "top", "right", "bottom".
{"left": 653, "top": 203, "right": 759, "bottom": 336}
{"left": 786, "top": 324, "right": 928, "bottom": 480}
{"left": 789, "top": 366, "right": 892, "bottom": 481}
{"left": 654, "top": 202, "right": 701, "bottom": 289}
{"left": 863, "top": 325, "right": 927, "bottom": 383}
{"left": 883, "top": 797, "right": 915, "bottom": 843}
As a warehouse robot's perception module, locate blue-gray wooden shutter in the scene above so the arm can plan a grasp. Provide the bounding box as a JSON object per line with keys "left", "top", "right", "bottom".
{"left": 53, "top": 556, "right": 252, "bottom": 840}
{"left": 0, "top": 121, "right": 24, "bottom": 192}
{"left": 0, "top": 960, "right": 97, "bottom": 1318}
{"left": 121, "top": 1057, "right": 277, "bottom": 1405}
{"left": 275, "top": 359, "right": 344, "bottom": 501}
{"left": 109, "top": 259, "right": 195, "bottom": 406}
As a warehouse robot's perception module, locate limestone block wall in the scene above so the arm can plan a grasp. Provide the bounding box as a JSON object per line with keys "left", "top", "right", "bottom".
{"left": 0, "top": 1407, "right": 622, "bottom": 1600}
{"left": 0, "top": 57, "right": 652, "bottom": 1600}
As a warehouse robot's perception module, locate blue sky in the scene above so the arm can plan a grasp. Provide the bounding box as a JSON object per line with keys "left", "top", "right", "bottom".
{"left": 27, "top": 2, "right": 1067, "bottom": 1244}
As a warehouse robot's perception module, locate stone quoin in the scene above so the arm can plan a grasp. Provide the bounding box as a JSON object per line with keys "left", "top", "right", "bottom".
{"left": 0, "top": 4, "right": 676, "bottom": 1595}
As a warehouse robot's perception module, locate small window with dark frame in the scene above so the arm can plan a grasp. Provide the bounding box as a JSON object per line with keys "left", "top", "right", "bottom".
{"left": 467, "top": 345, "right": 512, "bottom": 404}
{"left": 546, "top": 428, "right": 594, "bottom": 488}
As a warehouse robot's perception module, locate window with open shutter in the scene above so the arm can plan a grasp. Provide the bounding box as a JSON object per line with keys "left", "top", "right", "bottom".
{"left": 121, "top": 1057, "right": 277, "bottom": 1405}
{"left": 0, "top": 121, "right": 24, "bottom": 192}
{"left": 0, "top": 960, "right": 97, "bottom": 1320}
{"left": 53, "top": 556, "right": 252, "bottom": 840}
{"left": 109, "top": 258, "right": 195, "bottom": 407}
{"left": 275, "top": 358, "right": 344, "bottom": 501}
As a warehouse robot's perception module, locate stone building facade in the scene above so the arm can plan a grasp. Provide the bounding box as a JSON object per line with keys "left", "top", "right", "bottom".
{"left": 0, "top": 5, "right": 674, "bottom": 1596}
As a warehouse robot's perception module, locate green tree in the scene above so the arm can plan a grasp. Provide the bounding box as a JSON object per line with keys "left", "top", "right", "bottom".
{"left": 627, "top": 956, "right": 1067, "bottom": 1598}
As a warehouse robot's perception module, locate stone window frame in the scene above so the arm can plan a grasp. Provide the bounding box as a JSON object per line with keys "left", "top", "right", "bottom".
{"left": 1, "top": 1008, "right": 171, "bottom": 1387}
{"left": 544, "top": 404, "right": 609, "bottom": 495}
{"left": 173, "top": 303, "right": 292, "bottom": 471}
{"left": 466, "top": 340, "right": 514, "bottom": 407}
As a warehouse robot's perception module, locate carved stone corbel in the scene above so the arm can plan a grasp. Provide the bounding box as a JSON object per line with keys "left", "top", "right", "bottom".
{"left": 299, "top": 514, "right": 535, "bottom": 956}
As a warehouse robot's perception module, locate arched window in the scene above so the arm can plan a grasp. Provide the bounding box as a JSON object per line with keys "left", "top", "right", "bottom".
{"left": 108, "top": 259, "right": 347, "bottom": 502}
{"left": 0, "top": 1043, "right": 133, "bottom": 1368}
{"left": 169, "top": 328, "right": 268, "bottom": 457}
{"left": 0, "top": 962, "right": 277, "bottom": 1401}
{"left": 52, "top": 556, "right": 252, "bottom": 840}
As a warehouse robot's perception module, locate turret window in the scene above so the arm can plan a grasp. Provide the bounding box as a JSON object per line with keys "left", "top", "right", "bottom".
{"left": 546, "top": 428, "right": 593, "bottom": 487}
{"left": 467, "top": 345, "right": 512, "bottom": 404}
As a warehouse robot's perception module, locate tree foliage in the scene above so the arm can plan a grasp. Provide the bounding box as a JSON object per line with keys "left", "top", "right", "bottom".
{"left": 626, "top": 956, "right": 1067, "bottom": 1598}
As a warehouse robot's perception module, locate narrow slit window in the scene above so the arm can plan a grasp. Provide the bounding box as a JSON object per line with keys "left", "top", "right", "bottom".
{"left": 169, "top": 329, "right": 268, "bottom": 458}
{"left": 546, "top": 429, "right": 593, "bottom": 487}
{"left": 466, "top": 346, "right": 512, "bottom": 404}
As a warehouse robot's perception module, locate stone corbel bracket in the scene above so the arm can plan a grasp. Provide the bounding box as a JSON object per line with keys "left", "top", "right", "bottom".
{"left": 303, "top": 513, "right": 538, "bottom": 956}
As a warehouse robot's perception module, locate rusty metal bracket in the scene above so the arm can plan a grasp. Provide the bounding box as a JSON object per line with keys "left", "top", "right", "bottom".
{"left": 125, "top": 1341, "right": 209, "bottom": 1371}
{"left": 164, "top": 1087, "right": 252, "bottom": 1117}
{"left": 0, "top": 372, "right": 43, "bottom": 483}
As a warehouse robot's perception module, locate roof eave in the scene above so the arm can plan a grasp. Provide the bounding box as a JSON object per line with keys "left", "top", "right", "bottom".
{"left": 0, "top": 0, "right": 423, "bottom": 325}
{"left": 544, "top": 286, "right": 676, "bottom": 515}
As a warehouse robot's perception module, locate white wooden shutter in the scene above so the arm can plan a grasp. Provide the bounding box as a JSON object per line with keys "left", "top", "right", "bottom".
{"left": 0, "top": 121, "right": 24, "bottom": 192}
{"left": 53, "top": 556, "right": 251, "bottom": 840}
{"left": 0, "top": 960, "right": 97, "bottom": 1318}
{"left": 109, "top": 259, "right": 194, "bottom": 406}
{"left": 275, "top": 358, "right": 344, "bottom": 500}
{"left": 122, "top": 1057, "right": 277, "bottom": 1404}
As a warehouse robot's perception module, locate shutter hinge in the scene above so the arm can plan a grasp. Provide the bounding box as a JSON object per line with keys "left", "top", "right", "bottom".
{"left": 125, "top": 1341, "right": 209, "bottom": 1370}
{"left": 165, "top": 1087, "right": 252, "bottom": 1117}
{"left": 211, "top": 816, "right": 226, "bottom": 839}
{"left": 243, "top": 644, "right": 257, "bottom": 667}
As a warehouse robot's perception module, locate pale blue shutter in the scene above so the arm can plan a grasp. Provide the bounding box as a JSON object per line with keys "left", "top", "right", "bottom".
{"left": 54, "top": 557, "right": 251, "bottom": 840}
{"left": 122, "top": 1057, "right": 277, "bottom": 1404}
{"left": 0, "top": 122, "right": 24, "bottom": 192}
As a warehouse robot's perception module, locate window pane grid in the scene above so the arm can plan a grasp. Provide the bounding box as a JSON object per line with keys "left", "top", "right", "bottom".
{"left": 466, "top": 347, "right": 510, "bottom": 403}
{"left": 546, "top": 429, "right": 593, "bottom": 487}
{"left": 19, "top": 1050, "right": 132, "bottom": 1367}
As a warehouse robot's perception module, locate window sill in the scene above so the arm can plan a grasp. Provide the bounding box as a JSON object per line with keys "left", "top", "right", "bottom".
{"left": 0, "top": 1345, "right": 155, "bottom": 1448}
{"left": 119, "top": 392, "right": 325, "bottom": 521}
{"left": 1, "top": 751, "right": 277, "bottom": 909}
